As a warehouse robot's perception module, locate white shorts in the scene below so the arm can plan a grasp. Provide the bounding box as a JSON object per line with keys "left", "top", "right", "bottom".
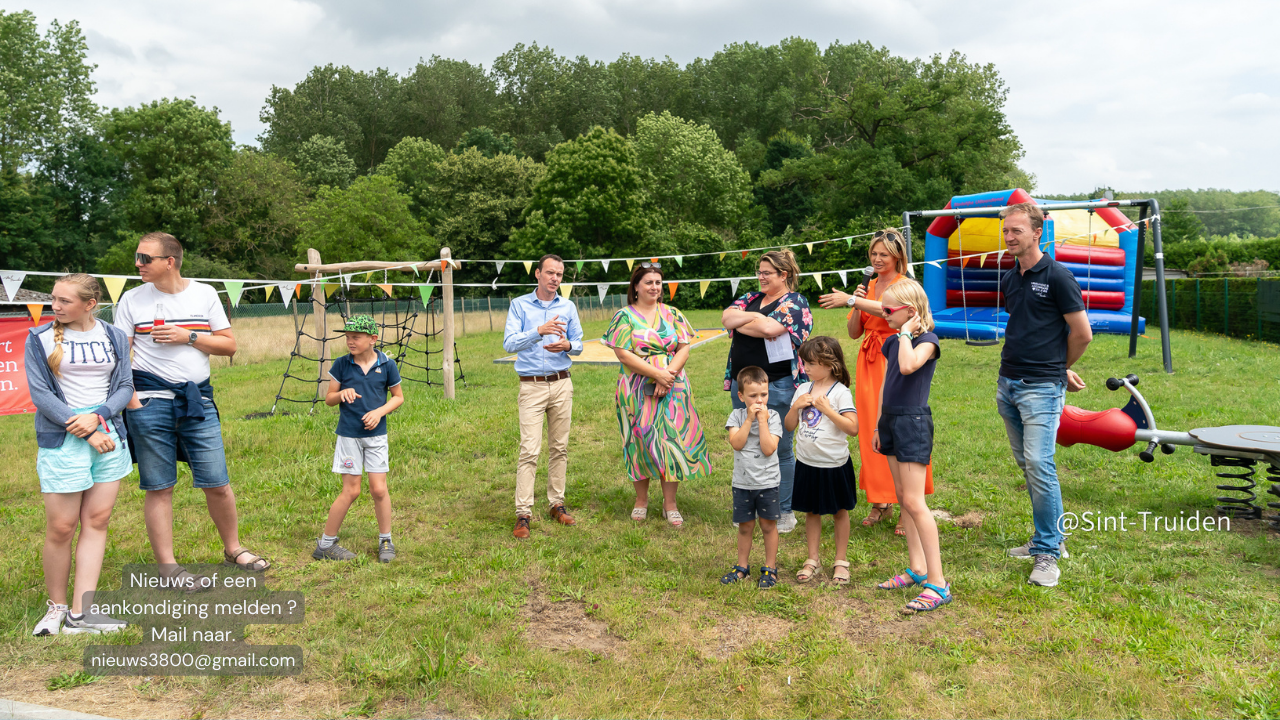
{"left": 332, "top": 435, "right": 390, "bottom": 475}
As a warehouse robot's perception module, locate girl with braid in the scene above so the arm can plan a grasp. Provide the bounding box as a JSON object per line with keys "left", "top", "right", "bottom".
{"left": 25, "top": 274, "right": 134, "bottom": 635}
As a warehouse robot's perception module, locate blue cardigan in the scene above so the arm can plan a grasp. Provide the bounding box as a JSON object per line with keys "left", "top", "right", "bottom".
{"left": 25, "top": 321, "right": 135, "bottom": 449}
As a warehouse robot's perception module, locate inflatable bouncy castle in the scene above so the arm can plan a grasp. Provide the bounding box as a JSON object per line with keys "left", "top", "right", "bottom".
{"left": 921, "top": 188, "right": 1147, "bottom": 341}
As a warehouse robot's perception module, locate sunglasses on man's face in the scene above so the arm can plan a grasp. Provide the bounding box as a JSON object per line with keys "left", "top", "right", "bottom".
{"left": 135, "top": 252, "right": 174, "bottom": 265}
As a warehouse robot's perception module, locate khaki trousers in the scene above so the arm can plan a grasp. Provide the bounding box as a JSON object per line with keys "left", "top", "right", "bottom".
{"left": 515, "top": 378, "right": 573, "bottom": 516}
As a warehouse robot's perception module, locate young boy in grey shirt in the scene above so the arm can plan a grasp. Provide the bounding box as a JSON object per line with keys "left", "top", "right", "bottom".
{"left": 722, "top": 366, "right": 783, "bottom": 589}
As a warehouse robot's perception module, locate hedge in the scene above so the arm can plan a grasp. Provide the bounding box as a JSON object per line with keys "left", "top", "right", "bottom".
{"left": 1145, "top": 236, "right": 1280, "bottom": 270}
{"left": 1140, "top": 277, "right": 1280, "bottom": 344}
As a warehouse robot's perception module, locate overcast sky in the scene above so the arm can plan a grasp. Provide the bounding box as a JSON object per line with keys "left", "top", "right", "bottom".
{"left": 19, "top": 0, "right": 1280, "bottom": 194}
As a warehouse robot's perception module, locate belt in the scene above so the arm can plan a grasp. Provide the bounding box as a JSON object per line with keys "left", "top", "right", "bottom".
{"left": 520, "top": 370, "right": 571, "bottom": 383}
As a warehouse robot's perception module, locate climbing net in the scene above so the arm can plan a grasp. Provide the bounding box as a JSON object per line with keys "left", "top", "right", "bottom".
{"left": 253, "top": 284, "right": 466, "bottom": 417}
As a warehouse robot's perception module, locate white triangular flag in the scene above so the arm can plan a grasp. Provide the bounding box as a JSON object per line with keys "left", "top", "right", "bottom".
{"left": 276, "top": 282, "right": 296, "bottom": 306}
{"left": 601, "top": 259, "right": 610, "bottom": 272}
{"left": 730, "top": 278, "right": 741, "bottom": 295}
{"left": 496, "top": 260, "right": 506, "bottom": 274}
{"left": 597, "top": 284, "right": 609, "bottom": 299}
{"left": 837, "top": 270, "right": 848, "bottom": 287}
{"left": 1, "top": 271, "right": 25, "bottom": 302}
{"left": 927, "top": 261, "right": 941, "bottom": 269}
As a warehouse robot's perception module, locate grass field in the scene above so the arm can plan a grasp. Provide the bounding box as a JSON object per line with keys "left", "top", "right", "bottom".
{"left": 1, "top": 309, "right": 1279, "bottom": 719}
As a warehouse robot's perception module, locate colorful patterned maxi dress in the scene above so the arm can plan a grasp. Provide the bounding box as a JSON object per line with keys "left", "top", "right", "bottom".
{"left": 602, "top": 304, "right": 712, "bottom": 482}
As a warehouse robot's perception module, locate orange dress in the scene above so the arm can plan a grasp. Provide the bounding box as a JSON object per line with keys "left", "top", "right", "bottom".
{"left": 849, "top": 276, "right": 933, "bottom": 503}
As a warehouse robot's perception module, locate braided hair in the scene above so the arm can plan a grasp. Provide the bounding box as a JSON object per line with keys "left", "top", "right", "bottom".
{"left": 47, "top": 274, "right": 102, "bottom": 378}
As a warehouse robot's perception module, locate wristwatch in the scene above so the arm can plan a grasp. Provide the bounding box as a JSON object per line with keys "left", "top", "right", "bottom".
{"left": 899, "top": 330, "right": 914, "bottom": 341}
{"left": 187, "top": 331, "right": 198, "bottom": 346}
{"left": 845, "top": 295, "right": 857, "bottom": 307}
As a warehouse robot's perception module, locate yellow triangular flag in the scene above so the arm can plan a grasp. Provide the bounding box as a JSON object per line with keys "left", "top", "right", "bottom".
{"left": 813, "top": 272, "right": 823, "bottom": 289}
{"left": 668, "top": 282, "right": 678, "bottom": 300}
{"left": 264, "top": 285, "right": 275, "bottom": 301}
{"left": 102, "top": 276, "right": 127, "bottom": 303}
{"left": 719, "top": 252, "right": 727, "bottom": 261}
{"left": 699, "top": 280, "right": 711, "bottom": 298}
{"left": 626, "top": 259, "right": 635, "bottom": 271}
{"left": 364, "top": 271, "right": 375, "bottom": 283}
{"left": 523, "top": 261, "right": 533, "bottom": 275}
{"left": 980, "top": 253, "right": 990, "bottom": 267}
{"left": 805, "top": 243, "right": 814, "bottom": 254}
{"left": 324, "top": 283, "right": 339, "bottom": 298}
{"left": 27, "top": 303, "right": 43, "bottom": 325}
{"left": 377, "top": 284, "right": 394, "bottom": 297}
{"left": 559, "top": 283, "right": 573, "bottom": 298}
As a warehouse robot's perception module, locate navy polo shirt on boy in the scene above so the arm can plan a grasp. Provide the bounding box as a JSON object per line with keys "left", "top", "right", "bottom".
{"left": 999, "top": 254, "right": 1085, "bottom": 384}
{"left": 329, "top": 350, "right": 402, "bottom": 438}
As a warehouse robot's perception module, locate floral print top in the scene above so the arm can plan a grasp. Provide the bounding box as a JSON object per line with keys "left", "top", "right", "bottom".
{"left": 722, "top": 291, "right": 813, "bottom": 391}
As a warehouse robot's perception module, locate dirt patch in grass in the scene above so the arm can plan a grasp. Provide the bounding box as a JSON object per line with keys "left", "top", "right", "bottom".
{"left": 520, "top": 594, "right": 622, "bottom": 656}
{"left": 833, "top": 594, "right": 942, "bottom": 644}
{"left": 700, "top": 613, "right": 795, "bottom": 660}
{"left": 0, "top": 667, "right": 450, "bottom": 720}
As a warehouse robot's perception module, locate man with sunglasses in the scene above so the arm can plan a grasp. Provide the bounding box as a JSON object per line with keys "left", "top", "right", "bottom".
{"left": 502, "top": 254, "right": 584, "bottom": 539}
{"left": 996, "top": 203, "right": 1092, "bottom": 588}
{"left": 114, "top": 232, "right": 271, "bottom": 578}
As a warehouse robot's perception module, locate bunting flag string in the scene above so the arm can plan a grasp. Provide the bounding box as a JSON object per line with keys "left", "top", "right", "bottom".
{"left": 813, "top": 272, "right": 823, "bottom": 290}
{"left": 377, "top": 284, "right": 395, "bottom": 297}
{"left": 673, "top": 256, "right": 683, "bottom": 267}
{"left": 276, "top": 282, "right": 297, "bottom": 307}
{"left": 264, "top": 285, "right": 275, "bottom": 301}
{"left": 324, "top": 283, "right": 339, "bottom": 298}
{"left": 523, "top": 261, "right": 533, "bottom": 275}
{"left": 626, "top": 259, "right": 635, "bottom": 271}
{"left": 805, "top": 243, "right": 814, "bottom": 254}
{"left": 730, "top": 278, "right": 741, "bottom": 295}
{"left": 597, "top": 284, "right": 609, "bottom": 300}
{"left": 600, "top": 259, "right": 610, "bottom": 272}
{"left": 495, "top": 260, "right": 506, "bottom": 274}
{"left": 418, "top": 285, "right": 434, "bottom": 305}
{"left": 837, "top": 270, "right": 848, "bottom": 287}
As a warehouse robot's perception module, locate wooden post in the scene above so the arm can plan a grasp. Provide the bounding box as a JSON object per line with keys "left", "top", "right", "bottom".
{"left": 308, "top": 249, "right": 330, "bottom": 409}
{"left": 441, "top": 247, "right": 455, "bottom": 400}
{"left": 488, "top": 296, "right": 494, "bottom": 332}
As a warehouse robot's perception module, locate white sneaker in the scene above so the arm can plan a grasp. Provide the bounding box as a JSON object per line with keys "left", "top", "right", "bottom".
{"left": 1028, "top": 555, "right": 1061, "bottom": 587}
{"left": 1008, "top": 539, "right": 1069, "bottom": 559}
{"left": 62, "top": 611, "right": 127, "bottom": 635}
{"left": 776, "top": 512, "right": 798, "bottom": 534}
{"left": 33, "top": 600, "right": 67, "bottom": 636}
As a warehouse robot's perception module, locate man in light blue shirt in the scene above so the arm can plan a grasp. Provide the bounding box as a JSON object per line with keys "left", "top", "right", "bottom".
{"left": 502, "top": 254, "right": 583, "bottom": 538}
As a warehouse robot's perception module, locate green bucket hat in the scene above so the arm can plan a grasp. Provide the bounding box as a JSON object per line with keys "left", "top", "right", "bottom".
{"left": 341, "top": 315, "right": 377, "bottom": 335}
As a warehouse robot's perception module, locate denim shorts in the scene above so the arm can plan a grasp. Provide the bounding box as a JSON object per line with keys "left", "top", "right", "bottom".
{"left": 127, "top": 396, "right": 230, "bottom": 491}
{"left": 36, "top": 406, "right": 133, "bottom": 494}
{"left": 876, "top": 406, "right": 934, "bottom": 465}
{"left": 732, "top": 486, "right": 781, "bottom": 524}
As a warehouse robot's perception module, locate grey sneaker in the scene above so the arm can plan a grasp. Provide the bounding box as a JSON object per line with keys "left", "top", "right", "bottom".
{"left": 1008, "top": 539, "right": 1069, "bottom": 559}
{"left": 312, "top": 540, "right": 357, "bottom": 561}
{"left": 33, "top": 600, "right": 67, "bottom": 636}
{"left": 1028, "top": 554, "right": 1060, "bottom": 587}
{"left": 62, "top": 611, "right": 127, "bottom": 635}
{"left": 776, "top": 512, "right": 798, "bottom": 534}
{"left": 377, "top": 538, "right": 396, "bottom": 563}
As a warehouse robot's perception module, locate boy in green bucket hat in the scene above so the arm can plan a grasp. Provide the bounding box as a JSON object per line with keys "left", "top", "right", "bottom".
{"left": 314, "top": 315, "right": 405, "bottom": 563}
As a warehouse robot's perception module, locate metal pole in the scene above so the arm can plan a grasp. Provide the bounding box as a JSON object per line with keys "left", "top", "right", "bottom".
{"left": 1149, "top": 200, "right": 1173, "bottom": 373}
{"left": 441, "top": 248, "right": 456, "bottom": 400}
{"left": 920, "top": 199, "right": 1149, "bottom": 218}
{"left": 901, "top": 211, "right": 914, "bottom": 263}
{"left": 1128, "top": 205, "right": 1149, "bottom": 357}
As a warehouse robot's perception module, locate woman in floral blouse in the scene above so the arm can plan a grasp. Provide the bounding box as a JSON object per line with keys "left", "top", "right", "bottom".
{"left": 604, "top": 263, "right": 711, "bottom": 527}
{"left": 720, "top": 249, "right": 813, "bottom": 533}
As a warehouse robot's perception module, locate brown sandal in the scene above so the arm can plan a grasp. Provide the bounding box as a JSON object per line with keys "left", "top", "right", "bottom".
{"left": 831, "top": 560, "right": 851, "bottom": 585}
{"left": 861, "top": 504, "right": 892, "bottom": 527}
{"left": 223, "top": 547, "right": 271, "bottom": 572}
{"left": 796, "top": 559, "right": 820, "bottom": 583}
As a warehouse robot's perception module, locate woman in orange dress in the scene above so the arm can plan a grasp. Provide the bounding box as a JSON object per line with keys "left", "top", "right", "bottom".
{"left": 819, "top": 229, "right": 932, "bottom": 533}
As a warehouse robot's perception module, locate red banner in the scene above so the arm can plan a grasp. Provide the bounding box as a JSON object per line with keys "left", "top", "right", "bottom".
{"left": 0, "top": 315, "right": 54, "bottom": 416}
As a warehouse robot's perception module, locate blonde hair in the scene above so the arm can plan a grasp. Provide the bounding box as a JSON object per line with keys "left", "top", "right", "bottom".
{"left": 880, "top": 277, "right": 934, "bottom": 333}
{"left": 869, "top": 228, "right": 914, "bottom": 279}
{"left": 999, "top": 202, "right": 1043, "bottom": 231}
{"left": 47, "top": 274, "right": 102, "bottom": 378}
{"left": 760, "top": 248, "right": 801, "bottom": 292}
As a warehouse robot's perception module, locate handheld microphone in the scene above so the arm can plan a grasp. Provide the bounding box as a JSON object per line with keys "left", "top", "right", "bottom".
{"left": 859, "top": 266, "right": 875, "bottom": 288}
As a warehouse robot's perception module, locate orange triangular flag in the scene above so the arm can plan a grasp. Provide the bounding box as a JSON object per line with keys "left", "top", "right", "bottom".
{"left": 295, "top": 283, "right": 304, "bottom": 298}
{"left": 668, "top": 282, "right": 678, "bottom": 299}
{"left": 27, "top": 304, "right": 43, "bottom": 325}
{"left": 377, "top": 284, "right": 394, "bottom": 297}
{"left": 741, "top": 251, "right": 748, "bottom": 259}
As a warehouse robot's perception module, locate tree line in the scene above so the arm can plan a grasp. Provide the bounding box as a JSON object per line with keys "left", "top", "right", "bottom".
{"left": 3, "top": 9, "right": 1275, "bottom": 305}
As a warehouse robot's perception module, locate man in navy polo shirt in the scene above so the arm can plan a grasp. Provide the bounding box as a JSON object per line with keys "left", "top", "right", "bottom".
{"left": 996, "top": 202, "right": 1093, "bottom": 588}
{"left": 502, "top": 254, "right": 584, "bottom": 539}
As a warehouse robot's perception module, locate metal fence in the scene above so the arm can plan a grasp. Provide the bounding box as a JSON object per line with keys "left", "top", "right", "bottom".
{"left": 1140, "top": 278, "right": 1280, "bottom": 343}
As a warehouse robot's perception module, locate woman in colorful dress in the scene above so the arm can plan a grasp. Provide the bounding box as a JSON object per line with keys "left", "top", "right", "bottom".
{"left": 603, "top": 262, "right": 711, "bottom": 527}
{"left": 818, "top": 229, "right": 933, "bottom": 534}
{"left": 720, "top": 249, "right": 813, "bottom": 534}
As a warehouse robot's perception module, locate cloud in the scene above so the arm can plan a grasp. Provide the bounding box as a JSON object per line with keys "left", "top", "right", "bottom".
{"left": 28, "top": 0, "right": 1280, "bottom": 193}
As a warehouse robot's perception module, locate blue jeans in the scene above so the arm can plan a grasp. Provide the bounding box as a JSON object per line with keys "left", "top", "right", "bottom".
{"left": 730, "top": 376, "right": 796, "bottom": 513}
{"left": 127, "top": 396, "right": 231, "bottom": 491}
{"left": 996, "top": 376, "right": 1066, "bottom": 558}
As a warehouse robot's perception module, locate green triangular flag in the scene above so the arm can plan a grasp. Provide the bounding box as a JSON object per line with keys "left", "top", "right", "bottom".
{"left": 673, "top": 256, "right": 683, "bottom": 267}
{"left": 418, "top": 284, "right": 434, "bottom": 306}
{"left": 845, "top": 237, "right": 853, "bottom": 248}
{"left": 224, "top": 281, "right": 244, "bottom": 307}
{"left": 575, "top": 260, "right": 584, "bottom": 272}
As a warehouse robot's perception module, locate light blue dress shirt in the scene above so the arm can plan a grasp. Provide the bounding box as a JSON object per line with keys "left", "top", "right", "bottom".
{"left": 503, "top": 292, "right": 584, "bottom": 376}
